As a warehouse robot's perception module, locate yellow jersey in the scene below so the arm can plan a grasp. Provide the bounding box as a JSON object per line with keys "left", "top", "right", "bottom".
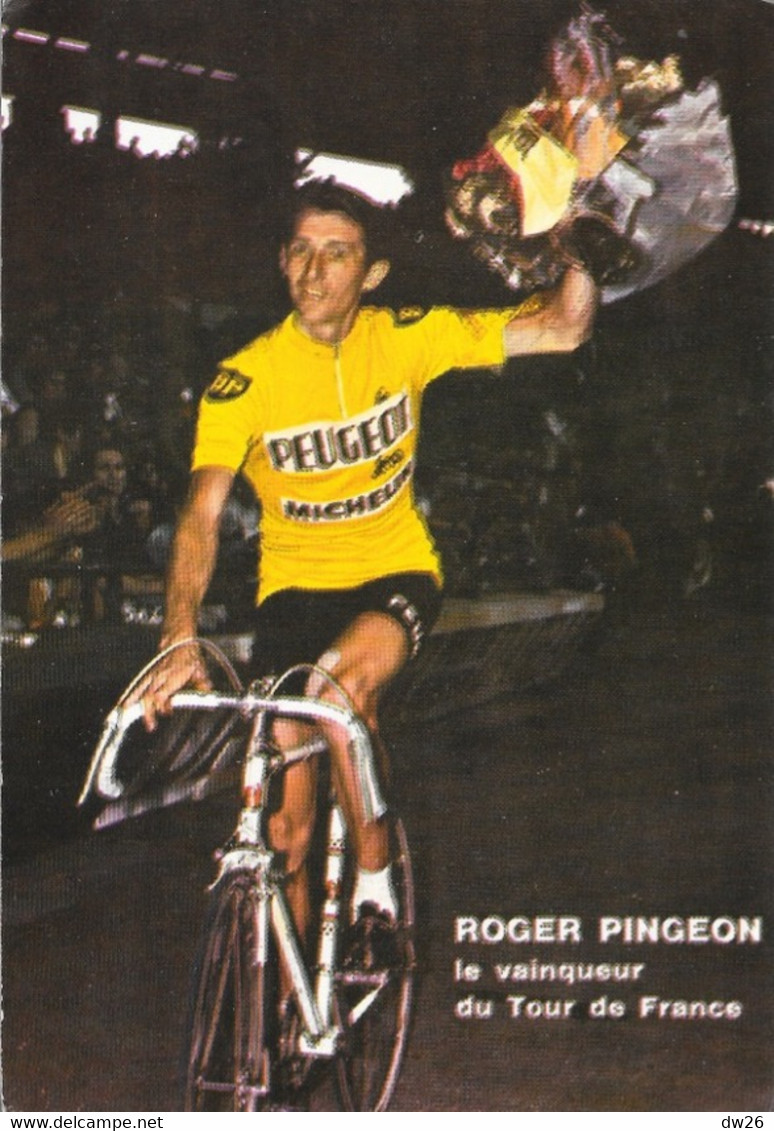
{"left": 192, "top": 303, "right": 533, "bottom": 602}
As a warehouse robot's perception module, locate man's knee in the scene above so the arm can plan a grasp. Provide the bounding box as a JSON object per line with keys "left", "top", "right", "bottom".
{"left": 311, "top": 661, "right": 381, "bottom": 732}
{"left": 306, "top": 611, "right": 407, "bottom": 724}
{"left": 348, "top": 610, "right": 409, "bottom": 668}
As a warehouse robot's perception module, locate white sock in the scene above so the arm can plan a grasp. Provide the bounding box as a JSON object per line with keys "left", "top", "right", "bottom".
{"left": 352, "top": 864, "right": 397, "bottom": 922}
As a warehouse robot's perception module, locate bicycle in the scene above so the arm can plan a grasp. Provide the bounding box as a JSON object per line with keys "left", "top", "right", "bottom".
{"left": 78, "top": 639, "right": 415, "bottom": 1111}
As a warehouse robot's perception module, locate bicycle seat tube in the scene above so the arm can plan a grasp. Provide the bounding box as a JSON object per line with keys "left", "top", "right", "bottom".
{"left": 226, "top": 703, "right": 340, "bottom": 1053}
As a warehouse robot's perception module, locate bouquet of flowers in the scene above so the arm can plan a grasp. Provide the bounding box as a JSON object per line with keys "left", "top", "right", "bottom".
{"left": 444, "top": 6, "right": 738, "bottom": 302}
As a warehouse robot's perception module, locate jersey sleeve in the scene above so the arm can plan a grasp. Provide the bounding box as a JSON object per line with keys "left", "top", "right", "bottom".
{"left": 191, "top": 361, "right": 263, "bottom": 473}
{"left": 397, "top": 295, "right": 545, "bottom": 391}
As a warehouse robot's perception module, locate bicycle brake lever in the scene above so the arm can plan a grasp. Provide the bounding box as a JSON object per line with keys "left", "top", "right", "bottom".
{"left": 77, "top": 702, "right": 145, "bottom": 805}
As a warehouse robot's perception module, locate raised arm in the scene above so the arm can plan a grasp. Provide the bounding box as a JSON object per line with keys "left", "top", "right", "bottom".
{"left": 131, "top": 465, "right": 235, "bottom": 727}
{"left": 503, "top": 265, "right": 598, "bottom": 357}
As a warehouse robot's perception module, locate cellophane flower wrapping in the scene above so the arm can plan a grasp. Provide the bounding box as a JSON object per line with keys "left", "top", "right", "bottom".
{"left": 444, "top": 7, "right": 738, "bottom": 303}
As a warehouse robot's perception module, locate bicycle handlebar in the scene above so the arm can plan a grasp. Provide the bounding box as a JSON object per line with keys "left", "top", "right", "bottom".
{"left": 78, "top": 689, "right": 387, "bottom": 822}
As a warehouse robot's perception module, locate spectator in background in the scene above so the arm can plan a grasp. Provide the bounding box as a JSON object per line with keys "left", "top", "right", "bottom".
{"left": 3, "top": 331, "right": 53, "bottom": 408}
{"left": 80, "top": 443, "right": 162, "bottom": 622}
{"left": 2, "top": 489, "right": 98, "bottom": 564}
{"left": 2, "top": 486, "right": 100, "bottom": 631}
{"left": 75, "top": 346, "right": 128, "bottom": 447}
{"left": 35, "top": 366, "right": 71, "bottom": 435}
{"left": 49, "top": 409, "right": 86, "bottom": 488}
{"left": 2, "top": 405, "right": 59, "bottom": 521}
{"left": 3, "top": 402, "right": 86, "bottom": 525}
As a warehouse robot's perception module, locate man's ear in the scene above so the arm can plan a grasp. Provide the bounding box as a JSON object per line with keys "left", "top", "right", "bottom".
{"left": 362, "top": 259, "right": 391, "bottom": 293}
{"left": 279, "top": 246, "right": 288, "bottom": 276}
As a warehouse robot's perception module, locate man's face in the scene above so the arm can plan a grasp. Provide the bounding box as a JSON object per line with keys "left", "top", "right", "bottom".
{"left": 94, "top": 449, "right": 127, "bottom": 498}
{"left": 280, "top": 208, "right": 385, "bottom": 343}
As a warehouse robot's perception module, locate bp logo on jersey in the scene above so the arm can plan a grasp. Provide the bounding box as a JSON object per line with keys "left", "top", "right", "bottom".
{"left": 395, "top": 307, "right": 426, "bottom": 326}
{"left": 205, "top": 368, "right": 251, "bottom": 402}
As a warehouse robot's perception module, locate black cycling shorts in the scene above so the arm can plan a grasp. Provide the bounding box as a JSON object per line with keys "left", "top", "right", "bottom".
{"left": 251, "top": 572, "right": 443, "bottom": 677}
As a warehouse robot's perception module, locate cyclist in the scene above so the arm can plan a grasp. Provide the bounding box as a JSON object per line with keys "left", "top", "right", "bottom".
{"left": 133, "top": 180, "right": 596, "bottom": 958}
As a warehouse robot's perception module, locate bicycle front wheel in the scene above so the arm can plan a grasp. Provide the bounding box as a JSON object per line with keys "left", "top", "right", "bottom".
{"left": 184, "top": 868, "right": 273, "bottom": 1112}
{"left": 335, "top": 817, "right": 415, "bottom": 1111}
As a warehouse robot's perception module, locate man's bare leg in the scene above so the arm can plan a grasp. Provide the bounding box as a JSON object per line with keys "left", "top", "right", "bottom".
{"left": 312, "top": 611, "right": 409, "bottom": 918}
{"left": 267, "top": 741, "right": 318, "bottom": 957}
{"left": 266, "top": 609, "right": 408, "bottom": 977}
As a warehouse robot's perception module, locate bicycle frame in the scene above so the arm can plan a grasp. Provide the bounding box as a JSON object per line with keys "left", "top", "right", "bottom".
{"left": 214, "top": 777, "right": 346, "bottom": 1060}
{"left": 80, "top": 684, "right": 390, "bottom": 1067}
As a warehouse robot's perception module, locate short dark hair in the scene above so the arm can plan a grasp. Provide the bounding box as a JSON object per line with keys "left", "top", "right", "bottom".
{"left": 280, "top": 179, "right": 392, "bottom": 264}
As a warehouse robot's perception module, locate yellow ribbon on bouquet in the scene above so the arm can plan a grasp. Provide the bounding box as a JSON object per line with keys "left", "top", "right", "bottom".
{"left": 488, "top": 109, "right": 579, "bottom": 237}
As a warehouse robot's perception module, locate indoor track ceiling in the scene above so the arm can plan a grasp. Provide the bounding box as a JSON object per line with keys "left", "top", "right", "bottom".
{"left": 3, "top": 0, "right": 772, "bottom": 214}
{"left": 2, "top": 0, "right": 771, "bottom": 311}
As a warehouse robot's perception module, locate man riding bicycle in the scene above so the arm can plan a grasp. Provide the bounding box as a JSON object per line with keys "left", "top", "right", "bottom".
{"left": 133, "top": 179, "right": 596, "bottom": 959}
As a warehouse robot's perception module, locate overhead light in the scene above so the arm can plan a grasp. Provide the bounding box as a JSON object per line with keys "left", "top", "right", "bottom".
{"left": 54, "top": 37, "right": 90, "bottom": 53}
{"left": 13, "top": 28, "right": 49, "bottom": 44}
{"left": 116, "top": 114, "right": 198, "bottom": 158}
{"left": 2, "top": 94, "right": 14, "bottom": 131}
{"left": 61, "top": 104, "right": 100, "bottom": 143}
{"left": 10, "top": 27, "right": 241, "bottom": 87}
{"left": 136, "top": 53, "right": 168, "bottom": 69}
{"left": 295, "top": 148, "right": 414, "bottom": 207}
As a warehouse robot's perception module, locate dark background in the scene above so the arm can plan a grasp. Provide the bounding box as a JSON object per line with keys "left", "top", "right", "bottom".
{"left": 3, "top": 0, "right": 773, "bottom": 306}
{"left": 2, "top": 0, "right": 773, "bottom": 1113}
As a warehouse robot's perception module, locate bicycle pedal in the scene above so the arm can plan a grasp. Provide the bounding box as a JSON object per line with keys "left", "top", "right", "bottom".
{"left": 342, "top": 903, "right": 401, "bottom": 972}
